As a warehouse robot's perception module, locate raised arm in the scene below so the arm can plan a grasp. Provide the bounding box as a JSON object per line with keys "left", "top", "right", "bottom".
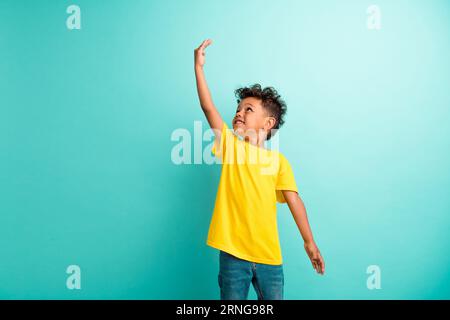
{"left": 194, "top": 39, "right": 224, "bottom": 135}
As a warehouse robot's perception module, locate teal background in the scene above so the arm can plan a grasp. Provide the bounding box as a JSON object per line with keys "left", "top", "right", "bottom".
{"left": 1, "top": 0, "right": 449, "bottom": 299}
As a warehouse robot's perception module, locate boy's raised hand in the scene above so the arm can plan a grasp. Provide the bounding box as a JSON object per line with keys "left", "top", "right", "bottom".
{"left": 194, "top": 39, "right": 213, "bottom": 68}
{"left": 304, "top": 241, "right": 325, "bottom": 275}
{"left": 193, "top": 38, "right": 223, "bottom": 132}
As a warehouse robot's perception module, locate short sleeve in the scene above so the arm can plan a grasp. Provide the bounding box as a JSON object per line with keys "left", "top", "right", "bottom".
{"left": 275, "top": 154, "right": 298, "bottom": 203}
{"left": 211, "top": 122, "right": 232, "bottom": 161}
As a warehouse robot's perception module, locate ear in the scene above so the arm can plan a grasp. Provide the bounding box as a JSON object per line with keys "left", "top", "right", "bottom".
{"left": 264, "top": 116, "right": 277, "bottom": 131}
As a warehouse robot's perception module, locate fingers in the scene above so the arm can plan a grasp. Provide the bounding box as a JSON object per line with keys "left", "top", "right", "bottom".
{"left": 315, "top": 254, "right": 325, "bottom": 275}
{"left": 314, "top": 259, "right": 323, "bottom": 275}
{"left": 311, "top": 261, "right": 317, "bottom": 272}
{"left": 313, "top": 261, "right": 320, "bottom": 273}
{"left": 312, "top": 258, "right": 319, "bottom": 273}
{"left": 310, "top": 254, "right": 319, "bottom": 272}
{"left": 319, "top": 256, "right": 325, "bottom": 274}
{"left": 203, "top": 39, "right": 212, "bottom": 49}
{"left": 311, "top": 253, "right": 325, "bottom": 275}
{"left": 197, "top": 39, "right": 212, "bottom": 51}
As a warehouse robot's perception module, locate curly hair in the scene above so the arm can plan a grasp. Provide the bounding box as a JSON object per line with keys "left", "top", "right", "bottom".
{"left": 234, "top": 84, "right": 287, "bottom": 140}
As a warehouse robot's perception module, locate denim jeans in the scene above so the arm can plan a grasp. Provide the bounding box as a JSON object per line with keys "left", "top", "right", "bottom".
{"left": 218, "top": 250, "right": 284, "bottom": 300}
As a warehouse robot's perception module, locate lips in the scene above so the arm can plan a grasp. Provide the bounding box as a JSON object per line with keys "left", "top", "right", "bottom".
{"left": 234, "top": 119, "right": 245, "bottom": 125}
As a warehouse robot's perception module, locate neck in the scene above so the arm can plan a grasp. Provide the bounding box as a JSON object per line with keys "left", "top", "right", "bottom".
{"left": 244, "top": 135, "right": 266, "bottom": 148}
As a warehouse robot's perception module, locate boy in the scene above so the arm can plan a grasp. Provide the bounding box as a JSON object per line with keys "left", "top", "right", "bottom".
{"left": 194, "top": 39, "right": 325, "bottom": 300}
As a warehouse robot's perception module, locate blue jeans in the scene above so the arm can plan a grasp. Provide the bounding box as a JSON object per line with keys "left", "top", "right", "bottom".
{"left": 218, "top": 250, "right": 284, "bottom": 300}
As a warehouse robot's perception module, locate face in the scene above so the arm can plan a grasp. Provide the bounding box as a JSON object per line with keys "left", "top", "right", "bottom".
{"left": 232, "top": 97, "right": 276, "bottom": 143}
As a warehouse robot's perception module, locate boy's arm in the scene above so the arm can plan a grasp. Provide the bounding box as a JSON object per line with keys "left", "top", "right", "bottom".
{"left": 282, "top": 190, "right": 325, "bottom": 275}
{"left": 194, "top": 39, "right": 223, "bottom": 138}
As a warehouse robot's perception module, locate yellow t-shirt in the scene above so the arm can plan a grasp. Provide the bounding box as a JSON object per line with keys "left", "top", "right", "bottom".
{"left": 207, "top": 122, "right": 298, "bottom": 265}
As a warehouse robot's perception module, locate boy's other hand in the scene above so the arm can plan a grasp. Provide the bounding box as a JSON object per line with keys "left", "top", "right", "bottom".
{"left": 194, "top": 39, "right": 212, "bottom": 68}
{"left": 304, "top": 241, "right": 325, "bottom": 275}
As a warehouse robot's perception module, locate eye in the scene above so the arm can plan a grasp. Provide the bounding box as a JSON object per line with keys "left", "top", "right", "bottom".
{"left": 246, "top": 107, "right": 253, "bottom": 112}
